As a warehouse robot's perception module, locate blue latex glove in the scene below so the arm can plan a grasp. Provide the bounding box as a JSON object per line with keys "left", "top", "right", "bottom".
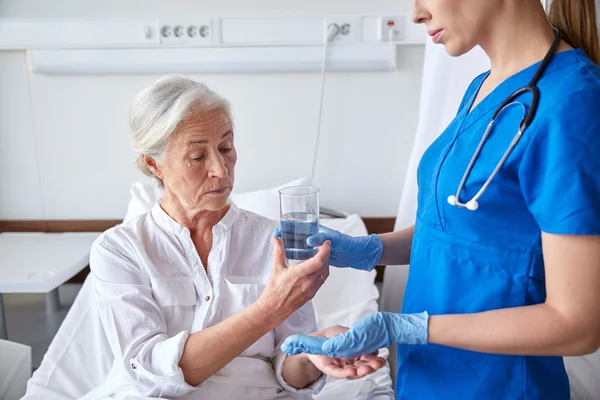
{"left": 281, "top": 312, "right": 429, "bottom": 359}
{"left": 274, "top": 225, "right": 384, "bottom": 272}
{"left": 280, "top": 335, "right": 329, "bottom": 356}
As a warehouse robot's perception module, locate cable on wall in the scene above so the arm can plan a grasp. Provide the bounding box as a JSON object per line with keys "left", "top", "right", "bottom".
{"left": 310, "top": 23, "right": 341, "bottom": 179}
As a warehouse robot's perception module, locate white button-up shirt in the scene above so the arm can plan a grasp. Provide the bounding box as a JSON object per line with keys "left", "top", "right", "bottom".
{"left": 86, "top": 202, "right": 325, "bottom": 400}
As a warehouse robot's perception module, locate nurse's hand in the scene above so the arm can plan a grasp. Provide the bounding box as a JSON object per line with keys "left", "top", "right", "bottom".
{"left": 281, "top": 312, "right": 429, "bottom": 359}
{"left": 295, "top": 325, "right": 387, "bottom": 380}
{"left": 274, "top": 225, "right": 384, "bottom": 272}
{"left": 257, "top": 237, "right": 331, "bottom": 320}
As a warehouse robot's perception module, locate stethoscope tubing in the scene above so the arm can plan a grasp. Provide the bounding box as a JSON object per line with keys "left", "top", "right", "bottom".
{"left": 448, "top": 27, "right": 562, "bottom": 211}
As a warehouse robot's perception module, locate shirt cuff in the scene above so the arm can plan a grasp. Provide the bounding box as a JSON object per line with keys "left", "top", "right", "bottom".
{"left": 273, "top": 351, "right": 327, "bottom": 395}
{"left": 129, "top": 331, "right": 202, "bottom": 397}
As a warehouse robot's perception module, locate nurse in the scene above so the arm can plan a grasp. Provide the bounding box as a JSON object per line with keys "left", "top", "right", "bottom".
{"left": 281, "top": 0, "right": 600, "bottom": 398}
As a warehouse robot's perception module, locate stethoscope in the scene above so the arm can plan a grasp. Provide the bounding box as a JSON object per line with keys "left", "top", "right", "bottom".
{"left": 447, "top": 27, "right": 562, "bottom": 211}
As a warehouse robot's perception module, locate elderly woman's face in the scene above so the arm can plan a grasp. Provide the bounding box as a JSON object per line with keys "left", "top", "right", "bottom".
{"left": 159, "top": 108, "right": 236, "bottom": 212}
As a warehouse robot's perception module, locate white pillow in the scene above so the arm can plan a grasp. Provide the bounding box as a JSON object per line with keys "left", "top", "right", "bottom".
{"left": 230, "top": 177, "right": 313, "bottom": 221}
{"left": 122, "top": 180, "right": 164, "bottom": 223}
{"left": 122, "top": 177, "right": 313, "bottom": 223}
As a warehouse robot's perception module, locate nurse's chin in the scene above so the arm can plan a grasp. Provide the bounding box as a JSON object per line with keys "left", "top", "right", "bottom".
{"left": 443, "top": 42, "right": 477, "bottom": 58}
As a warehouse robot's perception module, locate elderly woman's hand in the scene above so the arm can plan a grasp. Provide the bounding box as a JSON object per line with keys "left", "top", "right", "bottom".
{"left": 282, "top": 325, "right": 387, "bottom": 380}
{"left": 257, "top": 237, "right": 331, "bottom": 321}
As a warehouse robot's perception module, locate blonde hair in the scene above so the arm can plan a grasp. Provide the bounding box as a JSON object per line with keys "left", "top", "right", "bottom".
{"left": 548, "top": 0, "right": 600, "bottom": 64}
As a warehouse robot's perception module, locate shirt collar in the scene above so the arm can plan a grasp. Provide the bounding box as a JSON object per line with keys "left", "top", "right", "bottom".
{"left": 151, "top": 200, "right": 240, "bottom": 237}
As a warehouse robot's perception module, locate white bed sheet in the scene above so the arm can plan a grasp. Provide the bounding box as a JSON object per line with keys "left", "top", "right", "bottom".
{"left": 23, "top": 213, "right": 393, "bottom": 400}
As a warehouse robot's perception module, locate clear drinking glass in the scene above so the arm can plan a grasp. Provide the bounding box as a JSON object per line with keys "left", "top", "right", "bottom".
{"left": 279, "top": 186, "right": 320, "bottom": 266}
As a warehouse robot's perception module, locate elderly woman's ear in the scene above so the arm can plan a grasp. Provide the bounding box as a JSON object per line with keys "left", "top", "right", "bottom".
{"left": 142, "top": 154, "right": 162, "bottom": 180}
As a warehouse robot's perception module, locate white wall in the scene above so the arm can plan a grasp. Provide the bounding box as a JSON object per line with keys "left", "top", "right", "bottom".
{"left": 0, "top": 0, "right": 424, "bottom": 220}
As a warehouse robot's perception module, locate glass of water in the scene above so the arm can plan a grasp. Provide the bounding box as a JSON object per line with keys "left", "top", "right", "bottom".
{"left": 279, "top": 186, "right": 320, "bottom": 266}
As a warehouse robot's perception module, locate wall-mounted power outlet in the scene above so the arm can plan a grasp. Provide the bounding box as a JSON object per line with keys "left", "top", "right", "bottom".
{"left": 325, "top": 17, "right": 358, "bottom": 43}
{"left": 158, "top": 19, "right": 212, "bottom": 45}
{"left": 379, "top": 17, "right": 402, "bottom": 42}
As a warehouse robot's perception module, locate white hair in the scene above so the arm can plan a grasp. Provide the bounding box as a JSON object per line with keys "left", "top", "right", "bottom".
{"left": 130, "top": 75, "right": 233, "bottom": 182}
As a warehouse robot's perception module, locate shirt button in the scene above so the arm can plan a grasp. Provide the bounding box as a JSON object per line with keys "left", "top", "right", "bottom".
{"left": 131, "top": 363, "right": 136, "bottom": 370}
{"left": 205, "top": 296, "right": 211, "bottom": 302}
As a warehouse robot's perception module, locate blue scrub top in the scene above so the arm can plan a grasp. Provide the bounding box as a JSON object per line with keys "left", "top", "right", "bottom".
{"left": 398, "top": 49, "right": 600, "bottom": 399}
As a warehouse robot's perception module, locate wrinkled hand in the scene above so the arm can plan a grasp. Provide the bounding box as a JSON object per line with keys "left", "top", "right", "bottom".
{"left": 274, "top": 225, "right": 383, "bottom": 272}
{"left": 282, "top": 312, "right": 429, "bottom": 359}
{"left": 285, "top": 325, "right": 387, "bottom": 380}
{"left": 257, "top": 238, "right": 330, "bottom": 321}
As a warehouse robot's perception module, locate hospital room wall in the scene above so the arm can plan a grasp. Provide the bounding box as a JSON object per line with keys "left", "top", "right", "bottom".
{"left": 0, "top": 0, "right": 424, "bottom": 220}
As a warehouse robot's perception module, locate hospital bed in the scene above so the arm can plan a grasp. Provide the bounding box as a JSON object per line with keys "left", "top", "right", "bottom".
{"left": 20, "top": 179, "right": 600, "bottom": 399}
{"left": 22, "top": 179, "right": 395, "bottom": 400}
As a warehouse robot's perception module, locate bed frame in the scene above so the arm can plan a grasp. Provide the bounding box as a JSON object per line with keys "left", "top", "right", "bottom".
{"left": 0, "top": 217, "right": 395, "bottom": 283}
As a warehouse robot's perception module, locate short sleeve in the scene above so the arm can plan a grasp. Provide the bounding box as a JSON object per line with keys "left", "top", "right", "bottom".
{"left": 519, "top": 89, "right": 600, "bottom": 235}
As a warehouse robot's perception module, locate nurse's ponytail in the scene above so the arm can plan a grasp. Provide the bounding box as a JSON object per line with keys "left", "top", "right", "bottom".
{"left": 548, "top": 0, "right": 600, "bottom": 64}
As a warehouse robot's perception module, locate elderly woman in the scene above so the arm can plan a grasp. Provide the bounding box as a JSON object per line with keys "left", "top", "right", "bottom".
{"left": 88, "top": 76, "right": 385, "bottom": 400}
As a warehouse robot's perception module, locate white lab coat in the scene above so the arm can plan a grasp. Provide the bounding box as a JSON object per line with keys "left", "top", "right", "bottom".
{"left": 84, "top": 201, "right": 325, "bottom": 400}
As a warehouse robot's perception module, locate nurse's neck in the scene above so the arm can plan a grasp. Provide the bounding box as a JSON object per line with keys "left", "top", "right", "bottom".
{"left": 479, "top": 2, "right": 571, "bottom": 82}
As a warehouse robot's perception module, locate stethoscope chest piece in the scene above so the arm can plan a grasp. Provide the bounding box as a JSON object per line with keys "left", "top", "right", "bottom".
{"left": 447, "top": 195, "right": 479, "bottom": 211}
